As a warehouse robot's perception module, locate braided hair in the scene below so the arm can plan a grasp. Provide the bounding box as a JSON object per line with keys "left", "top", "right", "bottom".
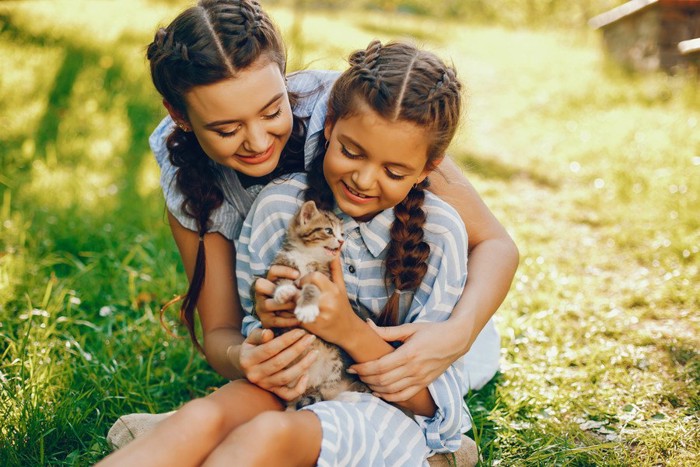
{"left": 306, "top": 40, "right": 462, "bottom": 326}
{"left": 146, "top": 0, "right": 305, "bottom": 350}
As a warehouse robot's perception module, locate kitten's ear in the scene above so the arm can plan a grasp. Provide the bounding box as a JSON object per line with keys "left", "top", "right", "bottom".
{"left": 299, "top": 201, "right": 319, "bottom": 225}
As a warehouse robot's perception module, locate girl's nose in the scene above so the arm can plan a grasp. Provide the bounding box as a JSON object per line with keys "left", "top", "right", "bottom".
{"left": 352, "top": 167, "right": 377, "bottom": 191}
{"left": 243, "top": 123, "right": 268, "bottom": 154}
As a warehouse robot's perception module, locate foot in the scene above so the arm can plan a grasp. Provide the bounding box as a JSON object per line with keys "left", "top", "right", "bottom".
{"left": 294, "top": 304, "right": 319, "bottom": 323}
{"left": 273, "top": 284, "right": 298, "bottom": 304}
{"left": 427, "top": 434, "right": 479, "bottom": 467}
{"left": 106, "top": 411, "right": 176, "bottom": 450}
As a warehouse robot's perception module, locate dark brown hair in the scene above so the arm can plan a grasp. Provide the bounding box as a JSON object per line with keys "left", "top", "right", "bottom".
{"left": 306, "top": 40, "right": 462, "bottom": 326}
{"left": 147, "top": 0, "right": 305, "bottom": 350}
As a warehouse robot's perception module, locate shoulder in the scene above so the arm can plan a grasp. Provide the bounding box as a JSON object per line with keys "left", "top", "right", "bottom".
{"left": 287, "top": 69, "right": 339, "bottom": 95}
{"left": 149, "top": 115, "right": 176, "bottom": 167}
{"left": 422, "top": 192, "right": 468, "bottom": 253}
{"left": 288, "top": 70, "right": 339, "bottom": 119}
{"left": 249, "top": 173, "right": 309, "bottom": 216}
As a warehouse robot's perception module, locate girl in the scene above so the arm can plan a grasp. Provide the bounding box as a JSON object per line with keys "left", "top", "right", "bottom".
{"left": 144, "top": 0, "right": 515, "bottom": 405}
{"left": 102, "top": 39, "right": 474, "bottom": 467}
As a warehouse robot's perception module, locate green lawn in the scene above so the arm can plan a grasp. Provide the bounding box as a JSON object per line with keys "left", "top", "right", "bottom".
{"left": 1, "top": 0, "right": 698, "bottom": 465}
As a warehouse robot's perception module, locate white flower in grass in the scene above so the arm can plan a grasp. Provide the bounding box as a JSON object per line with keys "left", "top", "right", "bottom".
{"left": 99, "top": 306, "right": 113, "bottom": 317}
{"left": 69, "top": 296, "right": 81, "bottom": 305}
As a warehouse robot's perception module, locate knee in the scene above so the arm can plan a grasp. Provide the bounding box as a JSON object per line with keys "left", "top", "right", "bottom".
{"left": 177, "top": 397, "right": 227, "bottom": 438}
{"left": 245, "top": 411, "right": 294, "bottom": 444}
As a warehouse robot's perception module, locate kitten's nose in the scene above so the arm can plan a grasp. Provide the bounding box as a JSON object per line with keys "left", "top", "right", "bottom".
{"left": 338, "top": 239, "right": 344, "bottom": 247}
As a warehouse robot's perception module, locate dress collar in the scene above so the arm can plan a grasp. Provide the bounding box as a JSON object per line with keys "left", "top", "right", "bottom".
{"left": 335, "top": 207, "right": 395, "bottom": 258}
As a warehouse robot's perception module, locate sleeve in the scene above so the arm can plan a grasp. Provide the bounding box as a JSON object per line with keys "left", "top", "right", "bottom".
{"left": 287, "top": 70, "right": 338, "bottom": 170}
{"left": 236, "top": 175, "right": 307, "bottom": 336}
{"left": 150, "top": 116, "right": 244, "bottom": 241}
{"left": 404, "top": 202, "right": 471, "bottom": 453}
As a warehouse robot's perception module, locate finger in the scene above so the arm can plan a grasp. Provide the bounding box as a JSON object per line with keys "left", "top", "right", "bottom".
{"left": 373, "top": 385, "right": 422, "bottom": 403}
{"left": 246, "top": 328, "right": 306, "bottom": 360}
{"left": 265, "top": 348, "right": 318, "bottom": 388}
{"left": 254, "top": 277, "right": 276, "bottom": 297}
{"left": 272, "top": 374, "right": 309, "bottom": 402}
{"left": 246, "top": 328, "right": 275, "bottom": 346}
{"left": 258, "top": 298, "right": 296, "bottom": 313}
{"left": 297, "top": 271, "right": 332, "bottom": 290}
{"left": 349, "top": 351, "right": 405, "bottom": 377}
{"left": 260, "top": 316, "right": 300, "bottom": 329}
{"left": 258, "top": 334, "right": 317, "bottom": 375}
{"left": 366, "top": 321, "right": 419, "bottom": 343}
{"left": 355, "top": 366, "right": 407, "bottom": 388}
{"left": 266, "top": 265, "right": 300, "bottom": 282}
{"left": 328, "top": 256, "right": 347, "bottom": 293}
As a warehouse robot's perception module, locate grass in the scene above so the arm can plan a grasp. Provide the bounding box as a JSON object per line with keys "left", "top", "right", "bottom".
{"left": 1, "top": 0, "right": 698, "bottom": 465}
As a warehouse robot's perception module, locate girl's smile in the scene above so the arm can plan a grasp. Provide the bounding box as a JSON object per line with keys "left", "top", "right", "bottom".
{"left": 340, "top": 181, "right": 377, "bottom": 203}
{"left": 323, "top": 102, "right": 432, "bottom": 222}
{"left": 235, "top": 141, "right": 276, "bottom": 165}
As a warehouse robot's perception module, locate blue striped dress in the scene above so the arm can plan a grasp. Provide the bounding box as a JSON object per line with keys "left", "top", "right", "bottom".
{"left": 236, "top": 173, "right": 472, "bottom": 466}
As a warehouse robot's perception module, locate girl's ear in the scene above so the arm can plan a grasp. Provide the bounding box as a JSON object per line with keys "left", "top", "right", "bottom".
{"left": 163, "top": 99, "right": 191, "bottom": 131}
{"left": 417, "top": 156, "right": 445, "bottom": 184}
{"left": 323, "top": 119, "right": 334, "bottom": 143}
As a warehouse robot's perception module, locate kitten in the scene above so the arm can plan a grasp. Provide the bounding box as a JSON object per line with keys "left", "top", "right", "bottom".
{"left": 263, "top": 200, "right": 369, "bottom": 409}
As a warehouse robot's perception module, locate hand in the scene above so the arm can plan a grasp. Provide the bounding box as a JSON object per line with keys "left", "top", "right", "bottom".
{"left": 237, "top": 327, "right": 318, "bottom": 401}
{"left": 349, "top": 320, "right": 463, "bottom": 402}
{"left": 296, "top": 257, "right": 360, "bottom": 345}
{"left": 254, "top": 265, "right": 300, "bottom": 329}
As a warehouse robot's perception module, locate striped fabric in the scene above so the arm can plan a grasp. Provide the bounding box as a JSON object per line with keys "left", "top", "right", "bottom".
{"left": 236, "top": 173, "right": 472, "bottom": 464}
{"left": 149, "top": 70, "right": 339, "bottom": 240}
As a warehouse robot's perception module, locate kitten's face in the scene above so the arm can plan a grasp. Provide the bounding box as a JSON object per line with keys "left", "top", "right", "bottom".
{"left": 291, "top": 201, "right": 344, "bottom": 260}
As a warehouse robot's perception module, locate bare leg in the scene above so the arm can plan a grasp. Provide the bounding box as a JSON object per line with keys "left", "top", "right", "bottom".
{"left": 203, "top": 410, "right": 322, "bottom": 467}
{"left": 98, "top": 380, "right": 283, "bottom": 467}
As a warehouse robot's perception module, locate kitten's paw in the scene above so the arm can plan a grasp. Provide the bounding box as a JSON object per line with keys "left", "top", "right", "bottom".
{"left": 273, "top": 284, "right": 298, "bottom": 304}
{"left": 295, "top": 305, "right": 319, "bottom": 323}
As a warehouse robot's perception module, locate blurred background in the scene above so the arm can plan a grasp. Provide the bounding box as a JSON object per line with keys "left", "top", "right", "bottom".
{"left": 1, "top": 0, "right": 698, "bottom": 465}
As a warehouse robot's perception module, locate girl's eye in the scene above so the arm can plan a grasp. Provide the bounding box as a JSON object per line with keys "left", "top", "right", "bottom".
{"left": 325, "top": 228, "right": 334, "bottom": 234}
{"left": 340, "top": 144, "right": 362, "bottom": 159}
{"left": 263, "top": 107, "right": 282, "bottom": 120}
{"left": 385, "top": 169, "right": 406, "bottom": 181}
{"left": 217, "top": 126, "right": 241, "bottom": 138}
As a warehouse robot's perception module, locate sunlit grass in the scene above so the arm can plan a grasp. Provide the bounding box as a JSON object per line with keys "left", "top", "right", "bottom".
{"left": 1, "top": 0, "right": 698, "bottom": 465}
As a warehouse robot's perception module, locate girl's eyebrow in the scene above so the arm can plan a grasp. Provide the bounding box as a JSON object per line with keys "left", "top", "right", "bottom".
{"left": 203, "top": 92, "right": 284, "bottom": 128}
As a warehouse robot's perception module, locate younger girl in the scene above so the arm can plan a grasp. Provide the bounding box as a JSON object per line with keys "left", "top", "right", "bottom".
{"left": 101, "top": 39, "right": 474, "bottom": 466}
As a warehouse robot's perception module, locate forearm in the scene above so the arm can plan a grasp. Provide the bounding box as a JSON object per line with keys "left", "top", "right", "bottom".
{"left": 341, "top": 320, "right": 437, "bottom": 417}
{"left": 451, "top": 236, "right": 519, "bottom": 353}
{"left": 203, "top": 327, "right": 247, "bottom": 380}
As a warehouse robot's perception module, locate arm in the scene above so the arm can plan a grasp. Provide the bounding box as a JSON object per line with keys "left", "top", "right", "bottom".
{"left": 352, "top": 157, "right": 519, "bottom": 399}
{"left": 430, "top": 156, "right": 519, "bottom": 349}
{"left": 298, "top": 261, "right": 437, "bottom": 417}
{"left": 168, "top": 212, "right": 316, "bottom": 399}
{"left": 168, "top": 212, "right": 244, "bottom": 379}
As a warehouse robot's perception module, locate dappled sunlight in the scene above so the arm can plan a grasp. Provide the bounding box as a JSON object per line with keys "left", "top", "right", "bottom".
{"left": 24, "top": 159, "right": 118, "bottom": 211}
{"left": 0, "top": 43, "right": 62, "bottom": 142}
{"left": 1, "top": 0, "right": 698, "bottom": 464}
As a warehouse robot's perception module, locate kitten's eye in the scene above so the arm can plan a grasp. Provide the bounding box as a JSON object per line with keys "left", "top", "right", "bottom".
{"left": 324, "top": 228, "right": 334, "bottom": 234}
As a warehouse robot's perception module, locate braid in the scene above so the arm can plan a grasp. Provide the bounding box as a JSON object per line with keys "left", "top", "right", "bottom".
{"left": 164, "top": 128, "right": 223, "bottom": 352}
{"left": 378, "top": 182, "right": 430, "bottom": 326}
